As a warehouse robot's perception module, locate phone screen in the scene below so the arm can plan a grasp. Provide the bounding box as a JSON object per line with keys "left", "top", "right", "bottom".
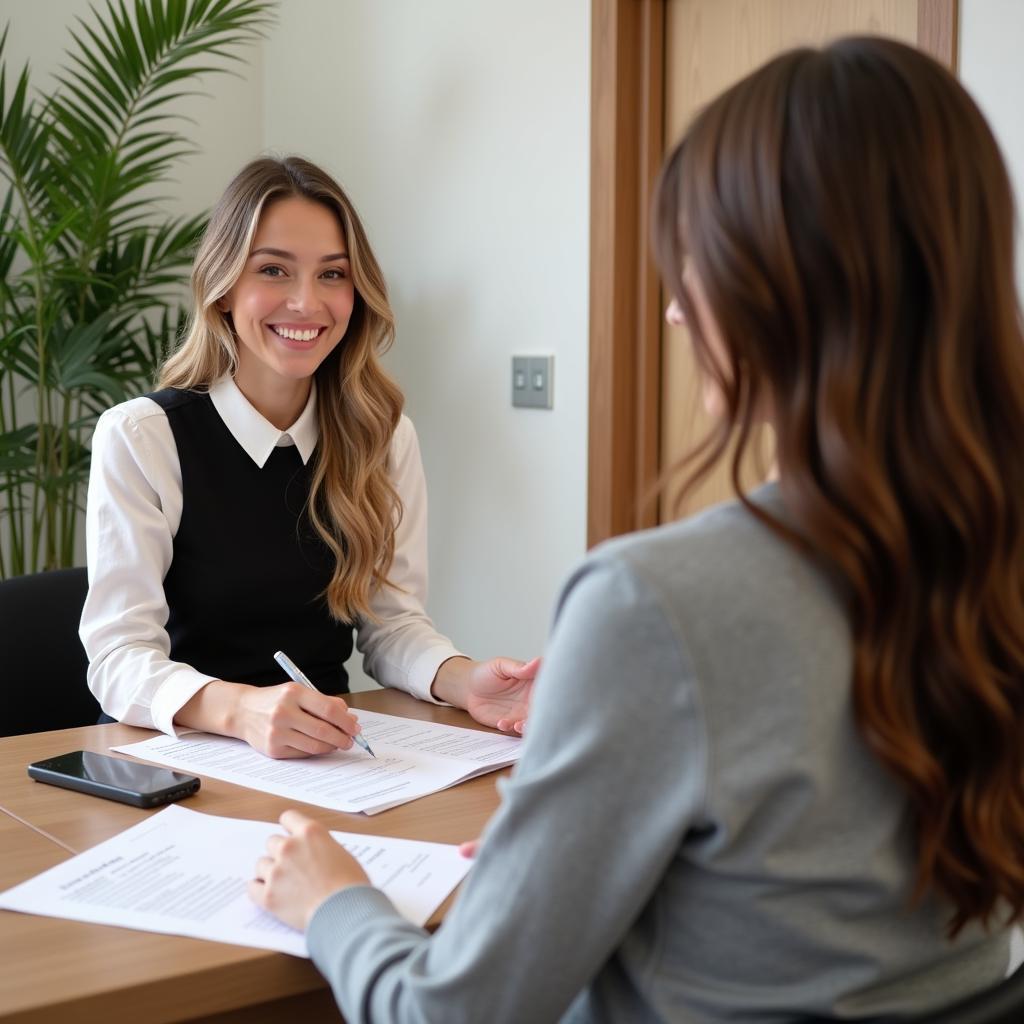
{"left": 36, "top": 751, "right": 191, "bottom": 793}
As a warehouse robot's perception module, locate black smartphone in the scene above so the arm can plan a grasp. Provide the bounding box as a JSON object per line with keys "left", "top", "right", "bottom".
{"left": 27, "top": 751, "right": 200, "bottom": 808}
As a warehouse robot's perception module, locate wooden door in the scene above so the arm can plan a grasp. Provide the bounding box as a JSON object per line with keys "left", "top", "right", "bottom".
{"left": 588, "top": 0, "right": 958, "bottom": 543}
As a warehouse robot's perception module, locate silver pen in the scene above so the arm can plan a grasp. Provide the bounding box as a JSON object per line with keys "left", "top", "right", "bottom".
{"left": 273, "top": 650, "right": 376, "bottom": 758}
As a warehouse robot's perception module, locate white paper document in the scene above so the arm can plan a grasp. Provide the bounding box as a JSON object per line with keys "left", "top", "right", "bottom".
{"left": 0, "top": 804, "right": 471, "bottom": 957}
{"left": 112, "top": 710, "right": 521, "bottom": 815}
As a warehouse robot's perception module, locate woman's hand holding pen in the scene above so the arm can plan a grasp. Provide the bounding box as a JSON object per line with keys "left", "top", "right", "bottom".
{"left": 175, "top": 679, "right": 364, "bottom": 760}
{"left": 233, "top": 683, "right": 364, "bottom": 759}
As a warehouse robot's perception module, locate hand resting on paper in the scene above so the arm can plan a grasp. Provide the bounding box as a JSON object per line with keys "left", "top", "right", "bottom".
{"left": 176, "top": 679, "right": 365, "bottom": 759}
{"left": 250, "top": 810, "right": 371, "bottom": 931}
{"left": 432, "top": 656, "right": 541, "bottom": 734}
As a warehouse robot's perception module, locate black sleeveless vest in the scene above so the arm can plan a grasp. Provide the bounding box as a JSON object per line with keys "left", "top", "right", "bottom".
{"left": 150, "top": 388, "right": 352, "bottom": 693}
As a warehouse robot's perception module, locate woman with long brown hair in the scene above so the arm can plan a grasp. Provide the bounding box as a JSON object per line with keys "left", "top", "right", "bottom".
{"left": 81, "top": 156, "right": 537, "bottom": 756}
{"left": 249, "top": 38, "right": 1024, "bottom": 1020}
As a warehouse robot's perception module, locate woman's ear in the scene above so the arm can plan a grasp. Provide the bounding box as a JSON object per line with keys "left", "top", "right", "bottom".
{"left": 214, "top": 297, "right": 235, "bottom": 334}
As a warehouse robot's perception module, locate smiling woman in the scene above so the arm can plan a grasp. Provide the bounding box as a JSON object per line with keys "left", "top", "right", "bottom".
{"left": 79, "top": 156, "right": 540, "bottom": 759}
{"left": 220, "top": 197, "right": 356, "bottom": 421}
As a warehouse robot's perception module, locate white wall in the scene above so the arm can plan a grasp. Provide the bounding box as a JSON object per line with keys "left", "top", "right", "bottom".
{"left": 262, "top": 0, "right": 592, "bottom": 684}
{"left": 960, "top": 0, "right": 1024, "bottom": 303}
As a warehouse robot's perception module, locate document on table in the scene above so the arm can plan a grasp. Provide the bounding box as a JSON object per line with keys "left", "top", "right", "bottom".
{"left": 112, "top": 709, "right": 522, "bottom": 815}
{"left": 0, "top": 804, "right": 471, "bottom": 957}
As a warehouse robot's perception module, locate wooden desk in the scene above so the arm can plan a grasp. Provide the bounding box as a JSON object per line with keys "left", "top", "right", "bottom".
{"left": 0, "top": 690, "right": 505, "bottom": 1023}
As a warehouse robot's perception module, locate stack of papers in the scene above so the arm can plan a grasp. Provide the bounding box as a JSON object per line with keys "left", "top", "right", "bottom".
{"left": 112, "top": 709, "right": 522, "bottom": 814}
{"left": 0, "top": 804, "right": 472, "bottom": 956}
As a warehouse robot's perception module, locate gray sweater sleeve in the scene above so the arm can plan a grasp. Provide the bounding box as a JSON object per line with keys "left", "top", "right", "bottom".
{"left": 306, "top": 554, "right": 708, "bottom": 1024}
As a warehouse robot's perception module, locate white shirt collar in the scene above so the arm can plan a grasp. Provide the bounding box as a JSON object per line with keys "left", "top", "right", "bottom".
{"left": 208, "top": 376, "right": 319, "bottom": 468}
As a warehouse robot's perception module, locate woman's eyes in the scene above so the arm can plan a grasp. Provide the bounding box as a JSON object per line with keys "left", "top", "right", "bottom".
{"left": 256, "top": 265, "right": 348, "bottom": 281}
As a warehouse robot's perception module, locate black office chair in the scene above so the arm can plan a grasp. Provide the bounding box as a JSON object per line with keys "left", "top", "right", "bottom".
{"left": 0, "top": 567, "right": 101, "bottom": 736}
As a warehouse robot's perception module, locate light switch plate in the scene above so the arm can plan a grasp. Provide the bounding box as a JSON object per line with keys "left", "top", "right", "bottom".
{"left": 512, "top": 355, "right": 553, "bottom": 409}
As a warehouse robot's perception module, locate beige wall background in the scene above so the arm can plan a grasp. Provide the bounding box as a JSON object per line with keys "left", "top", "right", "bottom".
{"left": 0, "top": 0, "right": 1021, "bottom": 690}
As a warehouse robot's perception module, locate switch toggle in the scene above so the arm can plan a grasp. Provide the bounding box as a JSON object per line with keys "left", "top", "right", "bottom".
{"left": 512, "top": 355, "right": 554, "bottom": 409}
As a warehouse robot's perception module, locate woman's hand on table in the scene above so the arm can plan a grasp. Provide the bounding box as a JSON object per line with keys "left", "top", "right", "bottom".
{"left": 250, "top": 810, "right": 370, "bottom": 931}
{"left": 431, "top": 655, "right": 541, "bottom": 734}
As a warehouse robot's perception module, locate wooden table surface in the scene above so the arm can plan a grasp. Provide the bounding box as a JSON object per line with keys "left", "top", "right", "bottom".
{"left": 0, "top": 689, "right": 507, "bottom": 1024}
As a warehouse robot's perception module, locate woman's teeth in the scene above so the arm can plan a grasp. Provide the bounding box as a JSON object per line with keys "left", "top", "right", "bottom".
{"left": 273, "top": 326, "right": 321, "bottom": 341}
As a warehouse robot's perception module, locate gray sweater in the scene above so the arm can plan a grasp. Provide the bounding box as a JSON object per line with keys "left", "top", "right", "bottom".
{"left": 307, "top": 486, "right": 1010, "bottom": 1022}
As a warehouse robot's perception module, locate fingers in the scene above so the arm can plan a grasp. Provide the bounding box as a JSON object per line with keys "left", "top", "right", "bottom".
{"left": 263, "top": 725, "right": 351, "bottom": 759}
{"left": 295, "top": 688, "right": 364, "bottom": 740}
{"left": 495, "top": 717, "right": 526, "bottom": 734}
{"left": 254, "top": 854, "right": 275, "bottom": 881}
{"left": 241, "top": 684, "right": 365, "bottom": 758}
{"left": 492, "top": 656, "right": 542, "bottom": 680}
{"left": 515, "top": 656, "right": 542, "bottom": 677}
{"left": 458, "top": 838, "right": 480, "bottom": 859}
{"left": 283, "top": 716, "right": 355, "bottom": 756}
{"left": 247, "top": 877, "right": 267, "bottom": 906}
{"left": 280, "top": 809, "right": 317, "bottom": 834}
{"left": 260, "top": 685, "right": 362, "bottom": 757}
{"left": 253, "top": 814, "right": 319, "bottom": 878}
{"left": 249, "top": 811, "right": 341, "bottom": 930}
{"left": 255, "top": 815, "right": 318, "bottom": 876}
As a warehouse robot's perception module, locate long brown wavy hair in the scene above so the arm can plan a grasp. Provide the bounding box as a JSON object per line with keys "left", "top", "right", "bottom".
{"left": 654, "top": 36, "right": 1024, "bottom": 936}
{"left": 161, "top": 156, "right": 404, "bottom": 622}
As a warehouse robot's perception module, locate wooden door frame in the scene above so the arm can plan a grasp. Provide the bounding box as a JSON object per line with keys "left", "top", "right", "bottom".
{"left": 587, "top": 0, "right": 959, "bottom": 548}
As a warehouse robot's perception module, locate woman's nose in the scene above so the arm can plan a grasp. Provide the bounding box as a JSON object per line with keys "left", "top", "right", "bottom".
{"left": 286, "top": 277, "right": 322, "bottom": 314}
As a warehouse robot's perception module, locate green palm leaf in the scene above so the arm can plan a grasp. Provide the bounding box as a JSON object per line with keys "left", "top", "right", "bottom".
{"left": 50, "top": 0, "right": 273, "bottom": 263}
{"left": 0, "top": 0, "right": 276, "bottom": 575}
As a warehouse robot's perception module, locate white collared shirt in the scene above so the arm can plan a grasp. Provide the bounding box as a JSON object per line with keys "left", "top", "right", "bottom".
{"left": 80, "top": 377, "right": 460, "bottom": 735}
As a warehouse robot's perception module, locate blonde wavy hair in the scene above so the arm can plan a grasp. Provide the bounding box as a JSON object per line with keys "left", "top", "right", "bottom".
{"left": 160, "top": 156, "right": 404, "bottom": 623}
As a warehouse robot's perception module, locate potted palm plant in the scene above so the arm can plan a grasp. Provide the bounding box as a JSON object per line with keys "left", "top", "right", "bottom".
{"left": 0, "top": 0, "right": 274, "bottom": 577}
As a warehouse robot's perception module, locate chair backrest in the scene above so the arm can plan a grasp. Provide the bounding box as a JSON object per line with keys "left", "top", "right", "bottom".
{"left": 0, "top": 568, "right": 100, "bottom": 736}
